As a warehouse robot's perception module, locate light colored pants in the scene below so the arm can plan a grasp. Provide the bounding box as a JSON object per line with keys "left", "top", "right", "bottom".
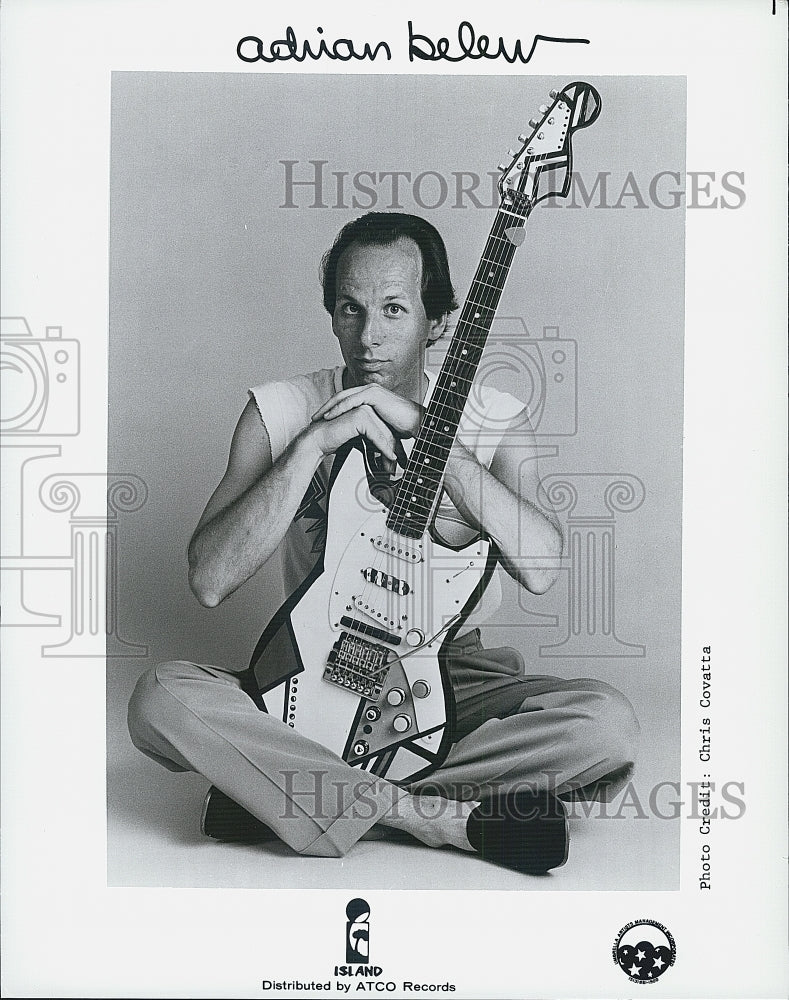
{"left": 127, "top": 630, "right": 639, "bottom": 857}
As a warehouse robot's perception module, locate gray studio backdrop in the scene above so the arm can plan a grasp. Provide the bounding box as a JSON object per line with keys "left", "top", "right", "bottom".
{"left": 108, "top": 73, "right": 684, "bottom": 875}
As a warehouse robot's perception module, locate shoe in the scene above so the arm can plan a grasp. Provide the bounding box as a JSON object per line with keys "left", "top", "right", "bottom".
{"left": 466, "top": 790, "right": 569, "bottom": 875}
{"left": 200, "top": 787, "right": 394, "bottom": 845}
{"left": 200, "top": 786, "right": 277, "bottom": 843}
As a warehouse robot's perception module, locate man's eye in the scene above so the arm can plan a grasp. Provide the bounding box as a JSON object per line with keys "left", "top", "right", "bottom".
{"left": 341, "top": 303, "right": 360, "bottom": 315}
{"left": 385, "top": 304, "right": 403, "bottom": 316}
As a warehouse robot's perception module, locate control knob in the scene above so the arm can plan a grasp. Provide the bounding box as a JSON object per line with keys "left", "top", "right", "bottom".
{"left": 386, "top": 687, "right": 406, "bottom": 706}
{"left": 393, "top": 714, "right": 412, "bottom": 733}
{"left": 411, "top": 680, "right": 431, "bottom": 699}
{"left": 405, "top": 628, "right": 425, "bottom": 647}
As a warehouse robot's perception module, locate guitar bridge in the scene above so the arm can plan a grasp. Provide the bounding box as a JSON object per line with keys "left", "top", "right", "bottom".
{"left": 324, "top": 632, "right": 394, "bottom": 698}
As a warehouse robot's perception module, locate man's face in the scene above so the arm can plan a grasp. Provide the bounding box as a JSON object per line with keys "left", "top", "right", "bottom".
{"left": 332, "top": 237, "right": 445, "bottom": 398}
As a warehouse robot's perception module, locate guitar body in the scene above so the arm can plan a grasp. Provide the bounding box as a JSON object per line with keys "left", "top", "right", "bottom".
{"left": 250, "top": 446, "right": 496, "bottom": 783}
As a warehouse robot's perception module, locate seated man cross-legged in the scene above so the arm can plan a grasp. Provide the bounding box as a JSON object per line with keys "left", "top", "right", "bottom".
{"left": 128, "top": 212, "right": 639, "bottom": 874}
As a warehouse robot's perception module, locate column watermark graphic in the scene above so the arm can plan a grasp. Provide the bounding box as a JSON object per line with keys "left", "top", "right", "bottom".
{"left": 539, "top": 474, "right": 646, "bottom": 658}
{"left": 38, "top": 474, "right": 149, "bottom": 657}
{"left": 1, "top": 316, "right": 148, "bottom": 657}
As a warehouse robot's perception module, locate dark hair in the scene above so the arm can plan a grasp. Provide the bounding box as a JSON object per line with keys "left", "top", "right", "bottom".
{"left": 320, "top": 212, "right": 459, "bottom": 321}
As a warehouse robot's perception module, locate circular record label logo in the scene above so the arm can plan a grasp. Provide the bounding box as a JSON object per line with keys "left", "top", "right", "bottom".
{"left": 612, "top": 919, "right": 676, "bottom": 984}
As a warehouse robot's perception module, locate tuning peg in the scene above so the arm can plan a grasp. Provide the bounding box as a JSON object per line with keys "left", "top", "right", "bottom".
{"left": 539, "top": 104, "right": 549, "bottom": 113}
{"left": 497, "top": 163, "right": 508, "bottom": 172}
{"left": 517, "top": 133, "right": 529, "bottom": 142}
{"left": 549, "top": 89, "right": 559, "bottom": 98}
{"left": 507, "top": 148, "right": 518, "bottom": 156}
{"left": 529, "top": 118, "right": 539, "bottom": 128}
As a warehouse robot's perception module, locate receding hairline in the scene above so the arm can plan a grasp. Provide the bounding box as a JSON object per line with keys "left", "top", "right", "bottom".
{"left": 334, "top": 235, "right": 424, "bottom": 280}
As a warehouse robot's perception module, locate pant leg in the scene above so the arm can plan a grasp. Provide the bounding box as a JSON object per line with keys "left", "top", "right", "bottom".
{"left": 127, "top": 660, "right": 407, "bottom": 857}
{"left": 409, "top": 632, "right": 640, "bottom": 802}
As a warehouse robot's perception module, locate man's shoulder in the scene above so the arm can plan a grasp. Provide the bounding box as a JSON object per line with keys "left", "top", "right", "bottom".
{"left": 459, "top": 381, "right": 527, "bottom": 431}
{"left": 248, "top": 367, "right": 343, "bottom": 463}
{"left": 250, "top": 366, "right": 342, "bottom": 408}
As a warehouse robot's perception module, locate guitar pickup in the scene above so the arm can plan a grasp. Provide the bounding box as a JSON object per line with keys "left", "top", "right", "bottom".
{"left": 371, "top": 535, "right": 423, "bottom": 563}
{"left": 362, "top": 567, "right": 411, "bottom": 596}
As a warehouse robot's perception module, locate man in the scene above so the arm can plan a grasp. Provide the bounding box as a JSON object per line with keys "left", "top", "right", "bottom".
{"left": 128, "top": 212, "right": 639, "bottom": 874}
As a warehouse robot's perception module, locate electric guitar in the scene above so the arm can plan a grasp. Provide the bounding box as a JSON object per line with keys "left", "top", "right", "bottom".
{"left": 248, "top": 82, "right": 601, "bottom": 783}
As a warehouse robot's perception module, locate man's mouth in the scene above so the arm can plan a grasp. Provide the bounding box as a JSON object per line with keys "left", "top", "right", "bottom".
{"left": 354, "top": 358, "right": 389, "bottom": 371}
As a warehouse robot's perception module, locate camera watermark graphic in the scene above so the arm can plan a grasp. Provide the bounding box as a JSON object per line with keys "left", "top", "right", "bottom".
{"left": 441, "top": 318, "right": 578, "bottom": 441}
{"left": 1, "top": 317, "right": 80, "bottom": 436}
{"left": 0, "top": 315, "right": 148, "bottom": 657}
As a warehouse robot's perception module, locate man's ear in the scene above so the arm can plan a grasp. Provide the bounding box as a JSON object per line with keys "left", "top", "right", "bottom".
{"left": 427, "top": 313, "right": 448, "bottom": 343}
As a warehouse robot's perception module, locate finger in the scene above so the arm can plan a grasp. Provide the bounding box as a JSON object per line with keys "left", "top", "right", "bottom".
{"left": 379, "top": 456, "right": 397, "bottom": 476}
{"left": 356, "top": 406, "right": 398, "bottom": 462}
{"left": 394, "top": 438, "right": 408, "bottom": 469}
{"left": 317, "top": 395, "right": 364, "bottom": 421}
{"left": 311, "top": 385, "right": 368, "bottom": 421}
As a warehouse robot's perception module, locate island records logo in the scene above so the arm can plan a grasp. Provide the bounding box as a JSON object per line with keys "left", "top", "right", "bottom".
{"left": 346, "top": 898, "right": 371, "bottom": 964}
{"left": 613, "top": 919, "right": 676, "bottom": 984}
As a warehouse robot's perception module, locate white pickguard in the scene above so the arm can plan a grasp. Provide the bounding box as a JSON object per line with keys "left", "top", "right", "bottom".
{"left": 262, "top": 447, "right": 497, "bottom": 782}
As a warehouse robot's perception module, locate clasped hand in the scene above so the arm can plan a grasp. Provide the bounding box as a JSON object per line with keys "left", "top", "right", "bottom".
{"left": 310, "top": 384, "right": 423, "bottom": 470}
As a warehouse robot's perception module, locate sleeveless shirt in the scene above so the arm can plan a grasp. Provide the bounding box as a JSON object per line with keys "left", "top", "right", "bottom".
{"left": 249, "top": 366, "right": 525, "bottom": 625}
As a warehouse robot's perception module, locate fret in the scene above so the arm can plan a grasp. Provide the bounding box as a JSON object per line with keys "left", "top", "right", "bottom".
{"left": 461, "top": 300, "right": 497, "bottom": 317}
{"left": 390, "top": 495, "right": 435, "bottom": 515}
{"left": 410, "top": 445, "right": 452, "bottom": 465}
{"left": 419, "top": 404, "right": 464, "bottom": 427}
{"left": 422, "top": 416, "right": 461, "bottom": 434}
{"left": 464, "top": 295, "right": 501, "bottom": 311}
{"left": 470, "top": 277, "right": 507, "bottom": 295}
{"left": 398, "top": 473, "right": 444, "bottom": 492}
{"left": 445, "top": 349, "right": 483, "bottom": 368}
{"left": 439, "top": 365, "right": 480, "bottom": 387}
{"left": 435, "top": 372, "right": 474, "bottom": 387}
{"left": 473, "top": 267, "right": 509, "bottom": 285}
{"left": 447, "top": 335, "right": 485, "bottom": 352}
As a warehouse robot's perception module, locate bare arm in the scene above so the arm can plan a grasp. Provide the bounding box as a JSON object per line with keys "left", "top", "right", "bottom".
{"left": 188, "top": 397, "right": 402, "bottom": 607}
{"left": 443, "top": 414, "right": 563, "bottom": 595}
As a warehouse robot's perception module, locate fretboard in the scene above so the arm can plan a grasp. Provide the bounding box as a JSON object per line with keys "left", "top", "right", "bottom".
{"left": 386, "top": 194, "right": 530, "bottom": 538}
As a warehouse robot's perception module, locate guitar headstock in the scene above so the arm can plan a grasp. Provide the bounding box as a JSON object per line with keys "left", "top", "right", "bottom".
{"left": 498, "top": 82, "right": 601, "bottom": 219}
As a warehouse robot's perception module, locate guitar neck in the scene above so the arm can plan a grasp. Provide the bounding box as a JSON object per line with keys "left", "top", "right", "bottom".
{"left": 386, "top": 193, "right": 530, "bottom": 539}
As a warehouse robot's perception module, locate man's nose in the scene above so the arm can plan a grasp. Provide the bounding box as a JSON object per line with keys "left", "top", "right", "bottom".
{"left": 359, "top": 312, "right": 383, "bottom": 348}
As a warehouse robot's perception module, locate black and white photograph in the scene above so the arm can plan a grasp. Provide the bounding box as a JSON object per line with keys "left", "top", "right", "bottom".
{"left": 1, "top": 2, "right": 786, "bottom": 997}
{"left": 107, "top": 72, "right": 684, "bottom": 892}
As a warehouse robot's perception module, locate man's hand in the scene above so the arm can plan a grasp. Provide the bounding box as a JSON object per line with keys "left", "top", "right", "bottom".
{"left": 312, "top": 384, "right": 424, "bottom": 439}
{"left": 306, "top": 401, "right": 406, "bottom": 467}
